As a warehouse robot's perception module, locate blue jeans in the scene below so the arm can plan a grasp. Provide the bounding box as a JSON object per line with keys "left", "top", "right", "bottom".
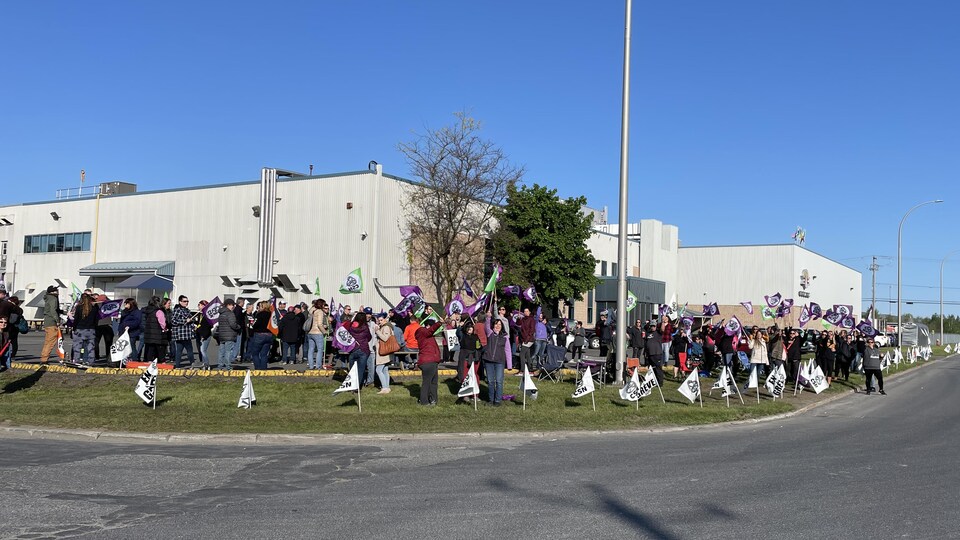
{"left": 218, "top": 339, "right": 236, "bottom": 370}
{"left": 348, "top": 348, "right": 368, "bottom": 385}
{"left": 305, "top": 334, "right": 325, "bottom": 369}
{"left": 375, "top": 363, "right": 390, "bottom": 389}
{"left": 72, "top": 328, "right": 96, "bottom": 364}
{"left": 198, "top": 337, "right": 211, "bottom": 368}
{"left": 365, "top": 352, "right": 376, "bottom": 384}
{"left": 281, "top": 341, "right": 298, "bottom": 364}
{"left": 247, "top": 333, "right": 273, "bottom": 370}
{"left": 129, "top": 334, "right": 143, "bottom": 360}
{"left": 485, "top": 361, "right": 505, "bottom": 403}
{"left": 173, "top": 339, "right": 194, "bottom": 368}
{"left": 234, "top": 334, "right": 242, "bottom": 359}
{"left": 533, "top": 339, "right": 547, "bottom": 361}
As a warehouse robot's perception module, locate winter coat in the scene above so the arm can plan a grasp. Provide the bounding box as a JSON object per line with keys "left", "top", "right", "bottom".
{"left": 375, "top": 323, "right": 395, "bottom": 365}
{"left": 251, "top": 311, "right": 272, "bottom": 333}
{"left": 460, "top": 332, "right": 481, "bottom": 363}
{"left": 748, "top": 336, "right": 769, "bottom": 365}
{"left": 142, "top": 306, "right": 164, "bottom": 345}
{"left": 278, "top": 312, "right": 304, "bottom": 343}
{"left": 196, "top": 316, "right": 213, "bottom": 340}
{"left": 215, "top": 306, "right": 241, "bottom": 342}
{"left": 519, "top": 315, "right": 537, "bottom": 343}
{"left": 119, "top": 308, "right": 143, "bottom": 338}
{"left": 307, "top": 306, "right": 330, "bottom": 335}
{"left": 415, "top": 322, "right": 443, "bottom": 365}
{"left": 43, "top": 292, "right": 61, "bottom": 328}
{"left": 644, "top": 330, "right": 663, "bottom": 360}
{"left": 346, "top": 321, "right": 372, "bottom": 354}
{"left": 171, "top": 305, "right": 196, "bottom": 341}
{"left": 73, "top": 304, "right": 100, "bottom": 330}
{"left": 627, "top": 326, "right": 644, "bottom": 348}
{"left": 483, "top": 323, "right": 508, "bottom": 364}
{"left": 573, "top": 327, "right": 586, "bottom": 347}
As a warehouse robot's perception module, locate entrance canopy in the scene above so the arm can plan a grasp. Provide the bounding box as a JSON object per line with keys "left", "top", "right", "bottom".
{"left": 115, "top": 274, "right": 174, "bottom": 291}
{"left": 79, "top": 261, "right": 175, "bottom": 277}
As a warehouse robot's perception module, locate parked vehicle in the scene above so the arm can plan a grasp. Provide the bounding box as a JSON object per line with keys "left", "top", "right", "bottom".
{"left": 873, "top": 333, "right": 889, "bottom": 347}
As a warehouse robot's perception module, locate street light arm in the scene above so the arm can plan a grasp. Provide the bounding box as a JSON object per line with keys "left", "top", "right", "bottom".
{"left": 898, "top": 199, "right": 944, "bottom": 350}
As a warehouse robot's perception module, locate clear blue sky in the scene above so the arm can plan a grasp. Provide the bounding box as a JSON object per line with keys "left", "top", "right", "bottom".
{"left": 2, "top": 1, "right": 958, "bottom": 317}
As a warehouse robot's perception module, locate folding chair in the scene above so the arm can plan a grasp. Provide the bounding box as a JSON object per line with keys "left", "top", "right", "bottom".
{"left": 577, "top": 359, "right": 605, "bottom": 388}
{"left": 538, "top": 344, "right": 566, "bottom": 383}
{"left": 626, "top": 357, "right": 641, "bottom": 377}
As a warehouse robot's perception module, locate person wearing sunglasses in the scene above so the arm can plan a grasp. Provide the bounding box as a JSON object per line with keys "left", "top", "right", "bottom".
{"left": 861, "top": 337, "right": 885, "bottom": 395}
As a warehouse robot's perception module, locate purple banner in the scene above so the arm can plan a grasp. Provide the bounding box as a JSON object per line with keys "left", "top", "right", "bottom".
{"left": 764, "top": 293, "right": 782, "bottom": 308}
{"left": 202, "top": 296, "right": 222, "bottom": 326}
{"left": 740, "top": 301, "right": 753, "bottom": 314}
{"left": 809, "top": 302, "right": 822, "bottom": 319}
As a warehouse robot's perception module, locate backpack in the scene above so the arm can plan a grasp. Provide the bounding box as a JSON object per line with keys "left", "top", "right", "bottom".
{"left": 302, "top": 312, "right": 313, "bottom": 333}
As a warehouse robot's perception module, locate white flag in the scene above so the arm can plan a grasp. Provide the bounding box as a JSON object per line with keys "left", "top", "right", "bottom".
{"left": 638, "top": 366, "right": 659, "bottom": 398}
{"left": 572, "top": 367, "right": 596, "bottom": 398}
{"left": 334, "top": 362, "right": 361, "bottom": 394}
{"left": 712, "top": 366, "right": 735, "bottom": 396}
{"left": 747, "top": 365, "right": 759, "bottom": 389}
{"left": 799, "top": 359, "right": 815, "bottom": 385}
{"left": 110, "top": 329, "right": 133, "bottom": 364}
{"left": 894, "top": 348, "right": 903, "bottom": 363}
{"left": 619, "top": 368, "right": 643, "bottom": 401}
{"left": 945, "top": 344, "right": 952, "bottom": 354}
{"left": 134, "top": 360, "right": 158, "bottom": 404}
{"left": 521, "top": 364, "right": 538, "bottom": 394}
{"left": 458, "top": 362, "right": 480, "bottom": 397}
{"left": 809, "top": 365, "right": 829, "bottom": 394}
{"left": 764, "top": 364, "right": 786, "bottom": 398}
{"left": 678, "top": 369, "right": 701, "bottom": 403}
{"left": 238, "top": 370, "right": 257, "bottom": 408}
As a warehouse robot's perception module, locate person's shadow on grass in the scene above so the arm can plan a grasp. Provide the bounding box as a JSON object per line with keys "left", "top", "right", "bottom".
{"left": 143, "top": 397, "right": 174, "bottom": 407}
{"left": 2, "top": 369, "right": 45, "bottom": 395}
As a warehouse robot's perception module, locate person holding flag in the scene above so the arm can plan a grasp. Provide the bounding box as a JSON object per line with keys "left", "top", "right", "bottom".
{"left": 483, "top": 311, "right": 509, "bottom": 406}
{"left": 38, "top": 285, "right": 64, "bottom": 365}
{"left": 861, "top": 336, "right": 885, "bottom": 395}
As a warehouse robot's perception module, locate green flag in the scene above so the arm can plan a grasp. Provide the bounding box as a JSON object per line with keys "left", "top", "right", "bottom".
{"left": 483, "top": 265, "right": 500, "bottom": 293}
{"left": 339, "top": 267, "right": 363, "bottom": 294}
{"left": 314, "top": 277, "right": 321, "bottom": 296}
{"left": 163, "top": 291, "right": 169, "bottom": 300}
{"left": 821, "top": 319, "right": 831, "bottom": 330}
{"left": 626, "top": 291, "right": 638, "bottom": 312}
{"left": 70, "top": 283, "right": 82, "bottom": 302}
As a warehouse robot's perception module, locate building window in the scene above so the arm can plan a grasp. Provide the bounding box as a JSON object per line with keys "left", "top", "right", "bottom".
{"left": 587, "top": 289, "right": 594, "bottom": 324}
{"left": 612, "top": 262, "right": 618, "bottom": 277}
{"left": 600, "top": 261, "right": 607, "bottom": 276}
{"left": 23, "top": 232, "right": 92, "bottom": 253}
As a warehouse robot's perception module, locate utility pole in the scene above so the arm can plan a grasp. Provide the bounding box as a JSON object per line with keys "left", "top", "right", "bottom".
{"left": 870, "top": 256, "right": 878, "bottom": 317}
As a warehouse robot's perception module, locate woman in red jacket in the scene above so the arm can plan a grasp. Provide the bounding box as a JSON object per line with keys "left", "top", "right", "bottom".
{"left": 415, "top": 319, "right": 444, "bottom": 405}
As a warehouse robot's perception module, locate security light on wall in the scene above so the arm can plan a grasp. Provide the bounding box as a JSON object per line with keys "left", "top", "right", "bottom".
{"left": 252, "top": 205, "right": 261, "bottom": 217}
{"left": 50, "top": 211, "right": 60, "bottom": 221}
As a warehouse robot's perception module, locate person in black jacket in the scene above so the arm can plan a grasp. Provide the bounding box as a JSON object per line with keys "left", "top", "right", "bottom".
{"left": 627, "top": 319, "right": 645, "bottom": 362}
{"left": 142, "top": 296, "right": 165, "bottom": 363}
{"left": 643, "top": 323, "right": 665, "bottom": 386}
{"left": 119, "top": 299, "right": 143, "bottom": 360}
{"left": 785, "top": 327, "right": 803, "bottom": 387}
{"left": 195, "top": 299, "right": 213, "bottom": 370}
{"left": 836, "top": 331, "right": 854, "bottom": 381}
{"left": 278, "top": 305, "right": 305, "bottom": 365}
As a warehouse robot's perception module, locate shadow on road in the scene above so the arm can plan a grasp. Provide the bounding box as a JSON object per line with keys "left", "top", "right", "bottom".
{"left": 2, "top": 368, "right": 45, "bottom": 395}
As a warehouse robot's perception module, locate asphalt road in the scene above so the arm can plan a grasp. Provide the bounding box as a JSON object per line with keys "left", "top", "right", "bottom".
{"left": 1, "top": 358, "right": 957, "bottom": 539}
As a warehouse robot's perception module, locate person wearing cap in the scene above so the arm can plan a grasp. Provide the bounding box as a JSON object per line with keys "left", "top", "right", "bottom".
{"left": 38, "top": 285, "right": 64, "bottom": 364}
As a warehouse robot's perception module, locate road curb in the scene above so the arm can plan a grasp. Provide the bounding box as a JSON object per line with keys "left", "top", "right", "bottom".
{"left": 0, "top": 355, "right": 947, "bottom": 446}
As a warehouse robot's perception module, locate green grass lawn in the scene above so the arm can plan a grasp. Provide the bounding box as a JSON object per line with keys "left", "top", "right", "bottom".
{"left": 0, "top": 348, "right": 936, "bottom": 434}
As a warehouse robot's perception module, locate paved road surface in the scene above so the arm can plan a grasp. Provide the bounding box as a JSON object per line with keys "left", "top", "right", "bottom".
{"left": 1, "top": 358, "right": 957, "bottom": 539}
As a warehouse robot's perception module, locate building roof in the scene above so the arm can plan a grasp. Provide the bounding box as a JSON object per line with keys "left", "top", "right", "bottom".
{"left": 78, "top": 261, "right": 176, "bottom": 277}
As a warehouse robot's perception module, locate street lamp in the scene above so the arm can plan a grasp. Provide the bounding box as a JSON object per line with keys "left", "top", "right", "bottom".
{"left": 898, "top": 199, "right": 943, "bottom": 348}
{"left": 939, "top": 249, "right": 960, "bottom": 346}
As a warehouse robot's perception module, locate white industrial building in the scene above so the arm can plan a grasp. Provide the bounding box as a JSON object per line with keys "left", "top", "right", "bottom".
{"left": 677, "top": 244, "right": 862, "bottom": 326}
{"left": 0, "top": 167, "right": 859, "bottom": 327}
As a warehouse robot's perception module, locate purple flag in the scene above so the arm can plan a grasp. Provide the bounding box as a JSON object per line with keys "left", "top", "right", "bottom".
{"left": 659, "top": 304, "right": 670, "bottom": 317}
{"left": 776, "top": 303, "right": 791, "bottom": 318}
{"left": 522, "top": 285, "right": 538, "bottom": 303}
{"left": 99, "top": 299, "right": 122, "bottom": 319}
{"left": 501, "top": 285, "right": 521, "bottom": 297}
{"left": 809, "top": 302, "right": 822, "bottom": 319}
{"left": 202, "top": 296, "right": 222, "bottom": 326}
{"left": 702, "top": 303, "right": 720, "bottom": 317}
{"left": 395, "top": 291, "right": 424, "bottom": 318}
{"left": 740, "top": 301, "right": 753, "bottom": 314}
{"left": 495, "top": 263, "right": 504, "bottom": 282}
{"left": 823, "top": 310, "right": 843, "bottom": 326}
{"left": 464, "top": 293, "right": 488, "bottom": 317}
{"left": 840, "top": 316, "right": 856, "bottom": 329}
{"left": 833, "top": 304, "right": 854, "bottom": 318}
{"left": 445, "top": 294, "right": 466, "bottom": 316}
{"left": 400, "top": 285, "right": 423, "bottom": 298}
{"left": 332, "top": 322, "right": 357, "bottom": 353}
{"left": 764, "top": 293, "right": 782, "bottom": 308}
{"left": 462, "top": 277, "right": 475, "bottom": 298}
{"left": 724, "top": 316, "right": 742, "bottom": 336}
{"left": 856, "top": 319, "right": 878, "bottom": 336}
{"left": 798, "top": 305, "right": 811, "bottom": 328}
{"left": 781, "top": 298, "right": 794, "bottom": 309}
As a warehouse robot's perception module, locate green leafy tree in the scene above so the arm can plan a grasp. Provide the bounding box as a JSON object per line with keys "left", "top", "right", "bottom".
{"left": 491, "top": 183, "right": 598, "bottom": 316}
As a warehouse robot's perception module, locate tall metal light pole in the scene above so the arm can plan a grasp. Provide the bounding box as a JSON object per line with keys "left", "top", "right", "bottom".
{"left": 614, "top": 0, "right": 633, "bottom": 384}
{"left": 898, "top": 199, "right": 943, "bottom": 349}
{"left": 939, "top": 249, "right": 960, "bottom": 346}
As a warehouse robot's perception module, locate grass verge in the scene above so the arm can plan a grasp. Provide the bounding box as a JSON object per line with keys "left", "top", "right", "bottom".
{"left": 0, "top": 348, "right": 934, "bottom": 434}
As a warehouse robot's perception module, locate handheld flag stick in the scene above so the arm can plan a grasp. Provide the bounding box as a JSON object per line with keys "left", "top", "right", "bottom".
{"left": 591, "top": 391, "right": 596, "bottom": 412}
{"left": 656, "top": 374, "right": 666, "bottom": 404}
{"left": 698, "top": 376, "right": 704, "bottom": 408}
{"left": 794, "top": 362, "right": 802, "bottom": 396}
{"left": 153, "top": 374, "right": 157, "bottom": 410}
{"left": 732, "top": 373, "right": 745, "bottom": 405}
{"left": 357, "top": 384, "right": 362, "bottom": 413}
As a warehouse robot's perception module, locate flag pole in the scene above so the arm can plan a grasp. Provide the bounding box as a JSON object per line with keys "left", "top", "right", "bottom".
{"left": 153, "top": 372, "right": 157, "bottom": 410}
{"left": 697, "top": 377, "right": 703, "bottom": 408}
{"left": 357, "top": 385, "right": 362, "bottom": 413}
{"left": 656, "top": 377, "right": 665, "bottom": 404}
{"left": 732, "top": 370, "right": 745, "bottom": 405}
{"left": 591, "top": 391, "right": 596, "bottom": 412}
{"left": 793, "top": 361, "right": 803, "bottom": 396}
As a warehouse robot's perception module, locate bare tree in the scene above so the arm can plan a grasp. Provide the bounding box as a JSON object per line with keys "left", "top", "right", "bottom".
{"left": 399, "top": 112, "right": 524, "bottom": 304}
